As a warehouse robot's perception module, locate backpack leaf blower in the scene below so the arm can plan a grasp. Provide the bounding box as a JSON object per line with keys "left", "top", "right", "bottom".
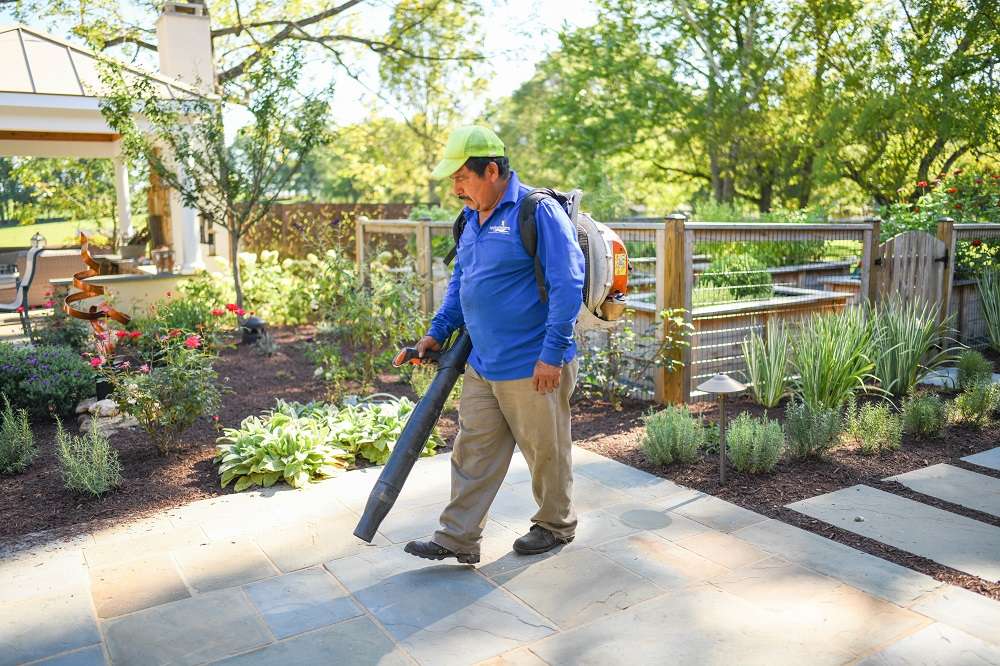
{"left": 353, "top": 329, "right": 472, "bottom": 543}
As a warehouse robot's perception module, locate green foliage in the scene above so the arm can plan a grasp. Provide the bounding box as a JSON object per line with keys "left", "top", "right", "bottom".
{"left": 215, "top": 397, "right": 440, "bottom": 491}
{"left": 0, "top": 395, "right": 35, "bottom": 475}
{"left": 741, "top": 324, "right": 790, "bottom": 408}
{"left": 577, "top": 308, "right": 692, "bottom": 410}
{"left": 784, "top": 400, "right": 842, "bottom": 460}
{"left": 130, "top": 293, "right": 231, "bottom": 356}
{"left": 55, "top": 419, "right": 122, "bottom": 497}
{"left": 726, "top": 413, "right": 784, "bottom": 474}
{"left": 902, "top": 393, "right": 946, "bottom": 438}
{"left": 409, "top": 364, "right": 462, "bottom": 412}
{"left": 978, "top": 270, "right": 1000, "bottom": 352}
{"left": 792, "top": 309, "right": 877, "bottom": 410}
{"left": 240, "top": 251, "right": 316, "bottom": 326}
{"left": 870, "top": 298, "right": 957, "bottom": 398}
{"left": 105, "top": 340, "right": 222, "bottom": 455}
{"left": 641, "top": 405, "right": 704, "bottom": 466}
{"left": 882, "top": 171, "right": 1000, "bottom": 244}
{"left": 33, "top": 304, "right": 91, "bottom": 352}
{"left": 957, "top": 350, "right": 993, "bottom": 389}
{"left": 844, "top": 399, "right": 903, "bottom": 455}
{"left": 409, "top": 205, "right": 460, "bottom": 222}
{"left": 948, "top": 382, "right": 1000, "bottom": 428}
{"left": 215, "top": 401, "right": 352, "bottom": 491}
{"left": 0, "top": 343, "right": 95, "bottom": 419}
{"left": 699, "top": 254, "right": 774, "bottom": 302}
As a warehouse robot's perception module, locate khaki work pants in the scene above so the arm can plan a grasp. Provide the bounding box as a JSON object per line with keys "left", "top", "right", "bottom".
{"left": 432, "top": 359, "right": 579, "bottom": 555}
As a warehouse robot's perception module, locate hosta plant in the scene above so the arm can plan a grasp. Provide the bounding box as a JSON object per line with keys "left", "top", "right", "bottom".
{"left": 330, "top": 397, "right": 441, "bottom": 465}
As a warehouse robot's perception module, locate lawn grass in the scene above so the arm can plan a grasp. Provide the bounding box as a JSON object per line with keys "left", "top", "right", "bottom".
{"left": 0, "top": 216, "right": 148, "bottom": 248}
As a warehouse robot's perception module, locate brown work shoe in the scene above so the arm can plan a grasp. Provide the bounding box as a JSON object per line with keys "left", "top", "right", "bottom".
{"left": 513, "top": 525, "right": 574, "bottom": 555}
{"left": 404, "top": 540, "right": 480, "bottom": 564}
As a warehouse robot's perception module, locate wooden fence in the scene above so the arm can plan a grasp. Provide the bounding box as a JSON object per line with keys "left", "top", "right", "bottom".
{"left": 356, "top": 216, "right": 1000, "bottom": 404}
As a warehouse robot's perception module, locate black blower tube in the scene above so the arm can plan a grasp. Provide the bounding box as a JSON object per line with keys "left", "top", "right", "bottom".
{"left": 353, "top": 330, "right": 473, "bottom": 543}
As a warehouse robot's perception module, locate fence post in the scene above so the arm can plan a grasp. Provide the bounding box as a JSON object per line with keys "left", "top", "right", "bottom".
{"left": 355, "top": 216, "right": 367, "bottom": 286}
{"left": 936, "top": 217, "right": 956, "bottom": 328}
{"left": 415, "top": 218, "right": 434, "bottom": 314}
{"left": 655, "top": 213, "right": 691, "bottom": 404}
{"left": 865, "top": 217, "right": 881, "bottom": 305}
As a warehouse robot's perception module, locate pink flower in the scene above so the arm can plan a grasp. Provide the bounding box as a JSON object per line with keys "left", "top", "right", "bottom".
{"left": 211, "top": 415, "right": 219, "bottom": 422}
{"left": 119, "top": 360, "right": 131, "bottom": 370}
{"left": 916, "top": 180, "right": 928, "bottom": 187}
{"left": 129, "top": 330, "right": 142, "bottom": 339}
{"left": 211, "top": 308, "right": 225, "bottom": 316}
{"left": 139, "top": 363, "right": 151, "bottom": 373}
{"left": 43, "top": 299, "right": 55, "bottom": 308}
{"left": 184, "top": 334, "right": 201, "bottom": 349}
{"left": 225, "top": 303, "right": 238, "bottom": 312}
{"left": 96, "top": 332, "right": 109, "bottom": 341}
{"left": 235, "top": 308, "right": 246, "bottom": 317}
{"left": 115, "top": 330, "right": 128, "bottom": 339}
{"left": 90, "top": 357, "right": 103, "bottom": 368}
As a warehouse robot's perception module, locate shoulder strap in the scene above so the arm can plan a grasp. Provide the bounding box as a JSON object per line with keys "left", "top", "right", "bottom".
{"left": 518, "top": 188, "right": 559, "bottom": 303}
{"left": 443, "top": 210, "right": 467, "bottom": 266}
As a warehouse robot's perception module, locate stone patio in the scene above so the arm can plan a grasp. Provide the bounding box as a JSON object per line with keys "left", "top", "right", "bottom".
{"left": 3, "top": 446, "right": 1000, "bottom": 665}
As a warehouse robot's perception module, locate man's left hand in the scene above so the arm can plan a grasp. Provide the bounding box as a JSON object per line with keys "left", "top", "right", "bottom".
{"left": 533, "top": 360, "right": 561, "bottom": 394}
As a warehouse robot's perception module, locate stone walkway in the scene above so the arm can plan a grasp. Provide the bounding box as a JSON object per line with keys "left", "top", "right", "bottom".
{"left": 4, "top": 446, "right": 1000, "bottom": 665}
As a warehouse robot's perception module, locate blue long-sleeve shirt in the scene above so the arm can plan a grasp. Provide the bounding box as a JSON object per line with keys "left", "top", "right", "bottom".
{"left": 427, "top": 171, "right": 585, "bottom": 381}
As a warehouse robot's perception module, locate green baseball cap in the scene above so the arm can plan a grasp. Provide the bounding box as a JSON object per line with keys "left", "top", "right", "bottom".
{"left": 431, "top": 125, "right": 506, "bottom": 179}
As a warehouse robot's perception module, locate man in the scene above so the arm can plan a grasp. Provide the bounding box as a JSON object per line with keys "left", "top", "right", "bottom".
{"left": 404, "top": 125, "right": 585, "bottom": 564}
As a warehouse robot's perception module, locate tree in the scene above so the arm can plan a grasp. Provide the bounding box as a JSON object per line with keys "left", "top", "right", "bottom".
{"left": 98, "top": 48, "right": 331, "bottom": 311}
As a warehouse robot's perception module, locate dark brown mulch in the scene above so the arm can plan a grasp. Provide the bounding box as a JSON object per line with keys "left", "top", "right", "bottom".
{"left": 572, "top": 393, "right": 1000, "bottom": 601}
{"left": 0, "top": 326, "right": 457, "bottom": 546}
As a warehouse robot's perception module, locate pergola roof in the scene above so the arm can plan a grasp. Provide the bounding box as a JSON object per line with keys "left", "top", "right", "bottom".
{"left": 0, "top": 23, "right": 203, "bottom": 99}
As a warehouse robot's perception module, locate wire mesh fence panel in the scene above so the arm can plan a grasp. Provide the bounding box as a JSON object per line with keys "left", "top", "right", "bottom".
{"left": 685, "top": 222, "right": 871, "bottom": 402}
{"left": 951, "top": 223, "right": 1000, "bottom": 348}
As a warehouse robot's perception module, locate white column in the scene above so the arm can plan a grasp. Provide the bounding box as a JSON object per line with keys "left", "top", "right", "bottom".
{"left": 113, "top": 157, "right": 133, "bottom": 241}
{"left": 169, "top": 162, "right": 203, "bottom": 273}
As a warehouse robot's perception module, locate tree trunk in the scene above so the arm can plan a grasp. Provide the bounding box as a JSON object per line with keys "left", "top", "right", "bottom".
{"left": 228, "top": 224, "right": 245, "bottom": 315}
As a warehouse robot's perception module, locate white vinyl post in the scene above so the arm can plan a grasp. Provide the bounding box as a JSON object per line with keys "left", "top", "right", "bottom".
{"left": 113, "top": 156, "right": 133, "bottom": 241}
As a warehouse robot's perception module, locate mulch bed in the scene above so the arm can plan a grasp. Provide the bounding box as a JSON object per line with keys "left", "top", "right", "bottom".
{"left": 3, "top": 325, "right": 999, "bottom": 603}
{"left": 573, "top": 393, "right": 1000, "bottom": 601}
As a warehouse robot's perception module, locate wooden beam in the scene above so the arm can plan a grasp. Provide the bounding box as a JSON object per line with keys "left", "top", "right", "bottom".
{"left": 0, "top": 130, "right": 120, "bottom": 142}
{"left": 655, "top": 214, "right": 690, "bottom": 404}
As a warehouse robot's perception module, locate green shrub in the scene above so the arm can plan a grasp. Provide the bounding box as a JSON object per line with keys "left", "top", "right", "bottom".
{"left": 741, "top": 324, "right": 789, "bottom": 408}
{"left": 33, "top": 305, "right": 91, "bottom": 352}
{"left": 792, "top": 309, "right": 876, "bottom": 410}
{"left": 902, "top": 393, "right": 946, "bottom": 438}
{"left": 55, "top": 419, "right": 122, "bottom": 496}
{"left": 979, "top": 270, "right": 1000, "bottom": 352}
{"left": 0, "top": 395, "right": 35, "bottom": 475}
{"left": 215, "top": 397, "right": 439, "bottom": 491}
{"left": 957, "top": 349, "right": 993, "bottom": 389}
{"left": 870, "top": 298, "right": 956, "bottom": 399}
{"left": 699, "top": 253, "right": 774, "bottom": 301}
{"left": 948, "top": 382, "right": 1000, "bottom": 428}
{"left": 784, "top": 400, "right": 841, "bottom": 460}
{"left": 0, "top": 343, "right": 95, "bottom": 419}
{"left": 106, "top": 339, "right": 222, "bottom": 454}
{"left": 240, "top": 250, "right": 315, "bottom": 326}
{"left": 726, "top": 413, "right": 784, "bottom": 473}
{"left": 641, "top": 406, "right": 704, "bottom": 466}
{"left": 844, "top": 399, "right": 903, "bottom": 455}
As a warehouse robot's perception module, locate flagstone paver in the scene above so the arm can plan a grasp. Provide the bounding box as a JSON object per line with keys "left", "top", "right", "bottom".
{"left": 493, "top": 548, "right": 664, "bottom": 628}
{"left": 209, "top": 616, "right": 410, "bottom": 665}
{"left": 857, "top": 622, "right": 1000, "bottom": 665}
{"left": 963, "top": 446, "right": 1000, "bottom": 472}
{"left": 326, "top": 545, "right": 555, "bottom": 666}
{"left": 733, "top": 518, "right": 941, "bottom": 605}
{"left": 788, "top": 484, "right": 1000, "bottom": 582}
{"left": 243, "top": 567, "right": 362, "bottom": 639}
{"left": 33, "top": 645, "right": 107, "bottom": 666}
{"left": 6, "top": 448, "right": 1000, "bottom": 665}
{"left": 103, "top": 588, "right": 272, "bottom": 666}
{"left": 171, "top": 540, "right": 279, "bottom": 593}
{"left": 0, "top": 590, "right": 101, "bottom": 666}
{"left": 89, "top": 553, "right": 190, "bottom": 618}
{"left": 888, "top": 463, "right": 1000, "bottom": 518}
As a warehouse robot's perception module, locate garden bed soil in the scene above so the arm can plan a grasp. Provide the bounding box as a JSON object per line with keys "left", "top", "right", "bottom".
{"left": 573, "top": 393, "right": 1000, "bottom": 601}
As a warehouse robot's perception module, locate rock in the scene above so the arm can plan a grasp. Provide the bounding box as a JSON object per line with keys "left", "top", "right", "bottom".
{"left": 854, "top": 516, "right": 865, "bottom": 522}
{"left": 75, "top": 397, "right": 98, "bottom": 415}
{"left": 80, "top": 413, "right": 139, "bottom": 437}
{"left": 93, "top": 399, "right": 119, "bottom": 417}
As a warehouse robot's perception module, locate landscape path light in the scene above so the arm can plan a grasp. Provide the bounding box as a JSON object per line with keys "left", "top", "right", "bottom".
{"left": 695, "top": 373, "right": 747, "bottom": 484}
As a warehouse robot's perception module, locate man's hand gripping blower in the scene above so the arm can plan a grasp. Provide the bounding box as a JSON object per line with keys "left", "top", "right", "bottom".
{"left": 353, "top": 329, "right": 472, "bottom": 542}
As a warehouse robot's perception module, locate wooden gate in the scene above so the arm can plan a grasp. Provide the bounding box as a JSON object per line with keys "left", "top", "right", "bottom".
{"left": 874, "top": 230, "right": 951, "bottom": 307}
